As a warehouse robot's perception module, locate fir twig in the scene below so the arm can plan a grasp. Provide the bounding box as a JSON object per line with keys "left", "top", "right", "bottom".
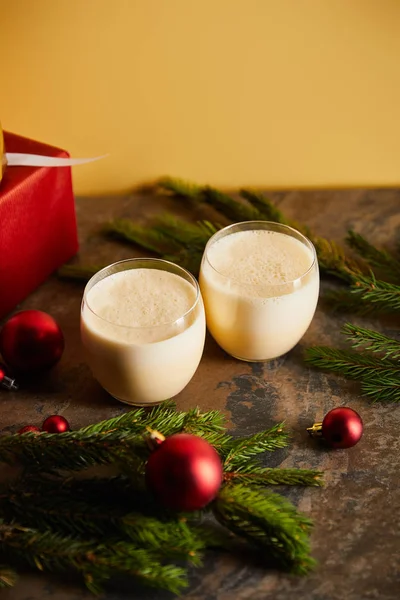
{"left": 343, "top": 323, "right": 400, "bottom": 360}
{"left": 322, "top": 288, "right": 377, "bottom": 315}
{"left": 212, "top": 485, "right": 315, "bottom": 575}
{"left": 361, "top": 377, "right": 400, "bottom": 403}
{"left": 222, "top": 424, "right": 289, "bottom": 471}
{"left": 159, "top": 178, "right": 362, "bottom": 282}
{"left": 80, "top": 402, "right": 230, "bottom": 450}
{"left": 158, "top": 176, "right": 201, "bottom": 198}
{"left": 103, "top": 219, "right": 180, "bottom": 255}
{"left": 0, "top": 403, "right": 321, "bottom": 591}
{"left": 304, "top": 346, "right": 399, "bottom": 381}
{"left": 201, "top": 186, "right": 263, "bottom": 222}
{"left": 0, "top": 522, "right": 188, "bottom": 595}
{"left": 0, "top": 429, "right": 149, "bottom": 472}
{"left": 350, "top": 274, "right": 400, "bottom": 312}
{"left": 58, "top": 264, "right": 103, "bottom": 281}
{"left": 346, "top": 230, "right": 400, "bottom": 282}
{"left": 224, "top": 468, "right": 323, "bottom": 487}
{"left": 1, "top": 478, "right": 211, "bottom": 565}
{"left": 58, "top": 178, "right": 365, "bottom": 287}
{"left": 239, "top": 189, "right": 288, "bottom": 224}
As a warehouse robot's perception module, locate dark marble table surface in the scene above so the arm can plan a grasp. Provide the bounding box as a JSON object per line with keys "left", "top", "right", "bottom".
{"left": 1, "top": 188, "right": 399, "bottom": 600}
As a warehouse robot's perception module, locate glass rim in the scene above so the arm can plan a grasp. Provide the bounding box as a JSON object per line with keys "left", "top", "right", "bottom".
{"left": 203, "top": 220, "right": 317, "bottom": 287}
{"left": 82, "top": 257, "right": 201, "bottom": 329}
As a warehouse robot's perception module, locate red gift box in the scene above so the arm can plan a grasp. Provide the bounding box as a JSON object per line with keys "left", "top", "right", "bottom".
{"left": 0, "top": 132, "right": 78, "bottom": 319}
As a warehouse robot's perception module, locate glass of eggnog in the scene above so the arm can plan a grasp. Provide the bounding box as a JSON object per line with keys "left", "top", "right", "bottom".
{"left": 199, "top": 221, "right": 319, "bottom": 362}
{"left": 81, "top": 258, "right": 206, "bottom": 405}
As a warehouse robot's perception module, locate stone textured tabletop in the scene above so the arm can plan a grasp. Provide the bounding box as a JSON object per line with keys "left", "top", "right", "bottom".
{"left": 1, "top": 189, "right": 399, "bottom": 600}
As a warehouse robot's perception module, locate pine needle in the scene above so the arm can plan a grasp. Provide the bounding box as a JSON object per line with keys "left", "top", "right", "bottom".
{"left": 0, "top": 522, "right": 188, "bottom": 595}
{"left": 158, "top": 176, "right": 202, "bottom": 198}
{"left": 1, "top": 478, "right": 209, "bottom": 565}
{"left": 213, "top": 485, "right": 315, "bottom": 575}
{"left": 57, "top": 264, "right": 103, "bottom": 281}
{"left": 304, "top": 346, "right": 399, "bottom": 381}
{"left": 222, "top": 424, "right": 289, "bottom": 471}
{"left": 224, "top": 468, "right": 323, "bottom": 487}
{"left": 346, "top": 230, "right": 400, "bottom": 282}
{"left": 239, "top": 189, "right": 288, "bottom": 224}
{"left": 103, "top": 219, "right": 179, "bottom": 255}
{"left": 350, "top": 274, "right": 400, "bottom": 312}
{"left": 322, "top": 288, "right": 378, "bottom": 315}
{"left": 361, "top": 376, "right": 400, "bottom": 403}
{"left": 343, "top": 323, "right": 400, "bottom": 360}
{"left": 0, "top": 403, "right": 321, "bottom": 591}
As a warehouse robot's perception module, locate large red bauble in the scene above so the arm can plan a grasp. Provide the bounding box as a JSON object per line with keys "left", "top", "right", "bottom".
{"left": 0, "top": 310, "right": 64, "bottom": 372}
{"left": 322, "top": 407, "right": 363, "bottom": 449}
{"left": 145, "top": 433, "right": 223, "bottom": 511}
{"left": 42, "top": 415, "right": 70, "bottom": 433}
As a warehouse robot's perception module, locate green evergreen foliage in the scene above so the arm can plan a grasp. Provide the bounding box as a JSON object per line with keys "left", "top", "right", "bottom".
{"left": 0, "top": 403, "right": 322, "bottom": 594}
{"left": 213, "top": 485, "right": 315, "bottom": 575}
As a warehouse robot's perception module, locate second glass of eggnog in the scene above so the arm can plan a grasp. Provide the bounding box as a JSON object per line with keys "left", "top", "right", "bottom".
{"left": 199, "top": 221, "right": 319, "bottom": 362}
{"left": 81, "top": 258, "right": 206, "bottom": 405}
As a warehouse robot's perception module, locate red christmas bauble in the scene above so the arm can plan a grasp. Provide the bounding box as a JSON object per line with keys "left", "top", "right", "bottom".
{"left": 18, "top": 425, "right": 41, "bottom": 434}
{"left": 145, "top": 433, "right": 223, "bottom": 511}
{"left": 322, "top": 407, "right": 363, "bottom": 449}
{"left": 0, "top": 310, "right": 64, "bottom": 373}
{"left": 42, "top": 415, "right": 70, "bottom": 433}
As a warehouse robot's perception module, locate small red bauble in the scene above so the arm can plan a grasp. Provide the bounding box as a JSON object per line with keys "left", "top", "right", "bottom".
{"left": 0, "top": 363, "right": 18, "bottom": 391}
{"left": 321, "top": 407, "right": 363, "bottom": 449}
{"left": 145, "top": 433, "right": 223, "bottom": 511}
{"left": 18, "top": 425, "right": 41, "bottom": 434}
{"left": 42, "top": 415, "right": 70, "bottom": 434}
{"left": 0, "top": 310, "right": 64, "bottom": 373}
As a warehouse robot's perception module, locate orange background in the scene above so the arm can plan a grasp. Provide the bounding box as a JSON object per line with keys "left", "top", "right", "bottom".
{"left": 2, "top": 0, "right": 400, "bottom": 195}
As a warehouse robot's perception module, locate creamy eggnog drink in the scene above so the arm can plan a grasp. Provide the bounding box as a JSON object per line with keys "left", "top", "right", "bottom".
{"left": 199, "top": 222, "right": 319, "bottom": 361}
{"left": 81, "top": 259, "right": 206, "bottom": 405}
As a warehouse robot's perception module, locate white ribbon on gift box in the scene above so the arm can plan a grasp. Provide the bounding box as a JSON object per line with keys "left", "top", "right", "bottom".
{"left": 5, "top": 153, "right": 107, "bottom": 167}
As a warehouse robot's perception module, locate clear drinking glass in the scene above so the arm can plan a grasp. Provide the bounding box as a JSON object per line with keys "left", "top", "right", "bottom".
{"left": 81, "top": 258, "right": 206, "bottom": 405}
{"left": 199, "top": 221, "right": 319, "bottom": 362}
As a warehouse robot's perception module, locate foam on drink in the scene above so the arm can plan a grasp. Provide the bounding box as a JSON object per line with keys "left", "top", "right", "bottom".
{"left": 199, "top": 229, "right": 319, "bottom": 361}
{"left": 81, "top": 268, "right": 205, "bottom": 404}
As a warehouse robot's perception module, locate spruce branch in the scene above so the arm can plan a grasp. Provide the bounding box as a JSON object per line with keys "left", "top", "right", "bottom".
{"left": 154, "top": 214, "right": 218, "bottom": 247}
{"left": 158, "top": 176, "right": 202, "bottom": 198}
{"left": 222, "top": 424, "right": 289, "bottom": 471}
{"left": 201, "top": 186, "right": 263, "bottom": 222}
{"left": 361, "top": 376, "right": 400, "bottom": 403}
{"left": 0, "top": 428, "right": 149, "bottom": 472}
{"left": 343, "top": 323, "right": 400, "bottom": 360}
{"left": 346, "top": 230, "right": 400, "bottom": 282}
{"left": 0, "top": 522, "right": 188, "bottom": 595}
{"left": 239, "top": 189, "right": 288, "bottom": 224}
{"left": 103, "top": 219, "right": 180, "bottom": 255}
{"left": 304, "top": 346, "right": 399, "bottom": 381}
{"left": 212, "top": 485, "right": 314, "bottom": 575}
{"left": 350, "top": 274, "right": 400, "bottom": 312}
{"left": 311, "top": 236, "right": 361, "bottom": 282}
{"left": 159, "top": 178, "right": 362, "bottom": 281}
{"left": 0, "top": 404, "right": 321, "bottom": 591}
{"left": 224, "top": 468, "right": 323, "bottom": 487}
{"left": 1, "top": 478, "right": 210, "bottom": 565}
{"left": 322, "top": 288, "right": 378, "bottom": 315}
{"left": 58, "top": 178, "right": 365, "bottom": 288}
{"left": 80, "top": 402, "right": 230, "bottom": 450}
{"left": 58, "top": 264, "right": 103, "bottom": 281}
